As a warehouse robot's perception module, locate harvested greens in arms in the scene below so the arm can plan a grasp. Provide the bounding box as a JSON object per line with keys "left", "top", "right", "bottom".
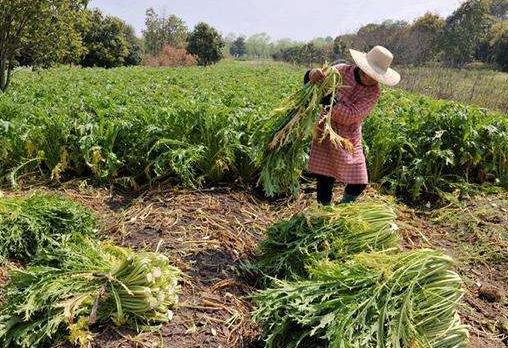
{"left": 0, "top": 194, "right": 97, "bottom": 262}
{"left": 0, "top": 235, "right": 180, "bottom": 348}
{"left": 256, "top": 64, "right": 353, "bottom": 197}
{"left": 255, "top": 203, "right": 399, "bottom": 280}
{"left": 253, "top": 250, "right": 469, "bottom": 348}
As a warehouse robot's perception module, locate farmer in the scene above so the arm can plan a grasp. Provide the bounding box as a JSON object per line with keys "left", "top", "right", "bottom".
{"left": 305, "top": 46, "right": 400, "bottom": 205}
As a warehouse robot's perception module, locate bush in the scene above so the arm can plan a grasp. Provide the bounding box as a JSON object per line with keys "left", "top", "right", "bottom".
{"left": 143, "top": 45, "right": 197, "bottom": 67}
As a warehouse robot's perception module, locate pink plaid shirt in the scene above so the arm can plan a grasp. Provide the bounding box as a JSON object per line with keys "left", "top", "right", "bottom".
{"left": 308, "top": 64, "right": 380, "bottom": 184}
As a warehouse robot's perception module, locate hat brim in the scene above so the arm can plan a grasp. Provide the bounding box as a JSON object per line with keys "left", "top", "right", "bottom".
{"left": 349, "top": 49, "right": 401, "bottom": 87}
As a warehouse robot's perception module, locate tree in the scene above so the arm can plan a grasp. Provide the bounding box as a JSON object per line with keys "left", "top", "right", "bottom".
{"left": 273, "top": 38, "right": 298, "bottom": 51}
{"left": 404, "top": 13, "right": 445, "bottom": 65}
{"left": 331, "top": 37, "right": 346, "bottom": 62}
{"left": 489, "top": 20, "right": 508, "bottom": 70}
{"left": 272, "top": 43, "right": 328, "bottom": 66}
{"left": 79, "top": 10, "right": 133, "bottom": 68}
{"left": 0, "top": 0, "right": 88, "bottom": 92}
{"left": 230, "top": 37, "right": 246, "bottom": 58}
{"left": 245, "top": 33, "right": 273, "bottom": 58}
{"left": 440, "top": 0, "right": 494, "bottom": 67}
{"left": 142, "top": 8, "right": 188, "bottom": 55}
{"left": 187, "top": 22, "right": 224, "bottom": 66}
{"left": 222, "top": 33, "right": 237, "bottom": 58}
{"left": 123, "top": 24, "right": 143, "bottom": 66}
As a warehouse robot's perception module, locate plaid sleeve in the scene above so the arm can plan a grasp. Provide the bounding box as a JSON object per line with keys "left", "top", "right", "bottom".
{"left": 331, "top": 88, "right": 380, "bottom": 125}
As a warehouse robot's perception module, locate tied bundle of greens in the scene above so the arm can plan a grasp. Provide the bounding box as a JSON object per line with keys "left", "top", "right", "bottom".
{"left": 0, "top": 193, "right": 97, "bottom": 262}
{"left": 253, "top": 250, "right": 469, "bottom": 348}
{"left": 256, "top": 64, "right": 353, "bottom": 197}
{"left": 255, "top": 203, "right": 399, "bottom": 280}
{"left": 0, "top": 235, "right": 180, "bottom": 348}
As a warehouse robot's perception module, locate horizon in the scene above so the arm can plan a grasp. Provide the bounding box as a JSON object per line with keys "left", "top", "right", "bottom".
{"left": 88, "top": 0, "right": 462, "bottom": 41}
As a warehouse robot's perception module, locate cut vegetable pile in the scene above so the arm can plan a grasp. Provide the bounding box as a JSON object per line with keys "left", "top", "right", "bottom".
{"left": 0, "top": 234, "right": 180, "bottom": 348}
{"left": 255, "top": 202, "right": 399, "bottom": 280}
{"left": 253, "top": 250, "right": 469, "bottom": 348}
{"left": 252, "top": 202, "right": 469, "bottom": 348}
{"left": 0, "top": 194, "right": 97, "bottom": 262}
{"left": 255, "top": 64, "right": 353, "bottom": 197}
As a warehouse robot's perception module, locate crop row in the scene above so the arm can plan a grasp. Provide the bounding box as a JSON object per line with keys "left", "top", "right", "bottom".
{"left": 0, "top": 61, "right": 506, "bottom": 201}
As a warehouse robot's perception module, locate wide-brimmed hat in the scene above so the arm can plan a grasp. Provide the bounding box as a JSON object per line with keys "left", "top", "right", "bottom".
{"left": 349, "top": 46, "right": 400, "bottom": 86}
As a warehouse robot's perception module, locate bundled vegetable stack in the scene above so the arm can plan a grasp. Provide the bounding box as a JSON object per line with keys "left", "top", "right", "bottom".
{"left": 256, "top": 64, "right": 353, "bottom": 197}
{"left": 0, "top": 235, "right": 180, "bottom": 348}
{"left": 255, "top": 202, "right": 399, "bottom": 280}
{"left": 0, "top": 194, "right": 97, "bottom": 262}
{"left": 253, "top": 250, "right": 469, "bottom": 348}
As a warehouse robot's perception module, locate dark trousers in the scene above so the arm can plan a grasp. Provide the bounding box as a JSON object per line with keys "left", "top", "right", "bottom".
{"left": 315, "top": 174, "right": 366, "bottom": 205}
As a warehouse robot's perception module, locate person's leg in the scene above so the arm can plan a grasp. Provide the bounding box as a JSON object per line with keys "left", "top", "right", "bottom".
{"left": 340, "top": 184, "right": 367, "bottom": 204}
{"left": 315, "top": 174, "right": 335, "bottom": 205}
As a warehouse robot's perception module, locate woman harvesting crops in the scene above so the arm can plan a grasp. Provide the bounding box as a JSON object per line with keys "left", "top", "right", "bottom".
{"left": 307, "top": 46, "right": 400, "bottom": 205}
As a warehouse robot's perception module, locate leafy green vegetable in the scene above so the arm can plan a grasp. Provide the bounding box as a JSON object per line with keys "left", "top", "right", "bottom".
{"left": 255, "top": 202, "right": 399, "bottom": 280}
{"left": 0, "top": 234, "right": 180, "bottom": 348}
{"left": 0, "top": 193, "right": 97, "bottom": 262}
{"left": 0, "top": 61, "right": 507, "bottom": 201}
{"left": 253, "top": 249, "right": 469, "bottom": 348}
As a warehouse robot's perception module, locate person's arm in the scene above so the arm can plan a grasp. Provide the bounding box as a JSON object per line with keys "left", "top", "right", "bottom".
{"left": 304, "top": 70, "right": 311, "bottom": 84}
{"left": 332, "top": 88, "right": 380, "bottom": 125}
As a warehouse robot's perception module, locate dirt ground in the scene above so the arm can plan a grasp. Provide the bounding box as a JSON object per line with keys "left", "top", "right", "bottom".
{"left": 1, "top": 182, "right": 507, "bottom": 348}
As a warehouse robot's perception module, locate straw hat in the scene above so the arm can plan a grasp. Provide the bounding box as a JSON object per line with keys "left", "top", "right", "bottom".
{"left": 349, "top": 46, "right": 401, "bottom": 86}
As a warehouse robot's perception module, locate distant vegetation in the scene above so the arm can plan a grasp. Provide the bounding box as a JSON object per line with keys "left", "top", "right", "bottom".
{"left": 236, "top": 0, "right": 508, "bottom": 71}
{"left": 0, "top": 2, "right": 224, "bottom": 92}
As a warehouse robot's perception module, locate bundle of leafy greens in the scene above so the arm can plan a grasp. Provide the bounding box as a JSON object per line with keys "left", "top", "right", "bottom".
{"left": 0, "top": 193, "right": 97, "bottom": 262}
{"left": 0, "top": 235, "right": 180, "bottom": 348}
{"left": 256, "top": 64, "right": 353, "bottom": 197}
{"left": 253, "top": 250, "right": 469, "bottom": 348}
{"left": 255, "top": 203, "right": 399, "bottom": 280}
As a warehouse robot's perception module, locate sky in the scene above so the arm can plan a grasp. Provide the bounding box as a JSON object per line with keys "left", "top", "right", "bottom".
{"left": 88, "top": 0, "right": 463, "bottom": 41}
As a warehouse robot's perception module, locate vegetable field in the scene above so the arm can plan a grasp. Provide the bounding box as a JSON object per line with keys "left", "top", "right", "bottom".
{"left": 0, "top": 61, "right": 506, "bottom": 347}
{"left": 1, "top": 61, "right": 507, "bottom": 201}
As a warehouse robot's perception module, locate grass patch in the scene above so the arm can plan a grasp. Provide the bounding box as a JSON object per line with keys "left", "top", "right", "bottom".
{"left": 397, "top": 65, "right": 508, "bottom": 114}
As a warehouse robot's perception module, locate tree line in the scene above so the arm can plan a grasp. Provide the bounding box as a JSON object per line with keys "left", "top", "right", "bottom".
{"left": 0, "top": 1, "right": 225, "bottom": 92}
{"left": 2, "top": 0, "right": 507, "bottom": 93}
{"left": 266, "top": 0, "right": 508, "bottom": 71}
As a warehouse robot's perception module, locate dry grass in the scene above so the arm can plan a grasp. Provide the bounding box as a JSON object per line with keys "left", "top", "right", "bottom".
{"left": 396, "top": 65, "right": 508, "bottom": 114}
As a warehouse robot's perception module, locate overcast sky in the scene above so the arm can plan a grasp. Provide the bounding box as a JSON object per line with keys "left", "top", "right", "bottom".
{"left": 89, "top": 0, "right": 462, "bottom": 41}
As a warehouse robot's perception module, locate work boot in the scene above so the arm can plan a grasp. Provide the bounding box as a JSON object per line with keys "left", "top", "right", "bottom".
{"left": 339, "top": 194, "right": 357, "bottom": 204}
